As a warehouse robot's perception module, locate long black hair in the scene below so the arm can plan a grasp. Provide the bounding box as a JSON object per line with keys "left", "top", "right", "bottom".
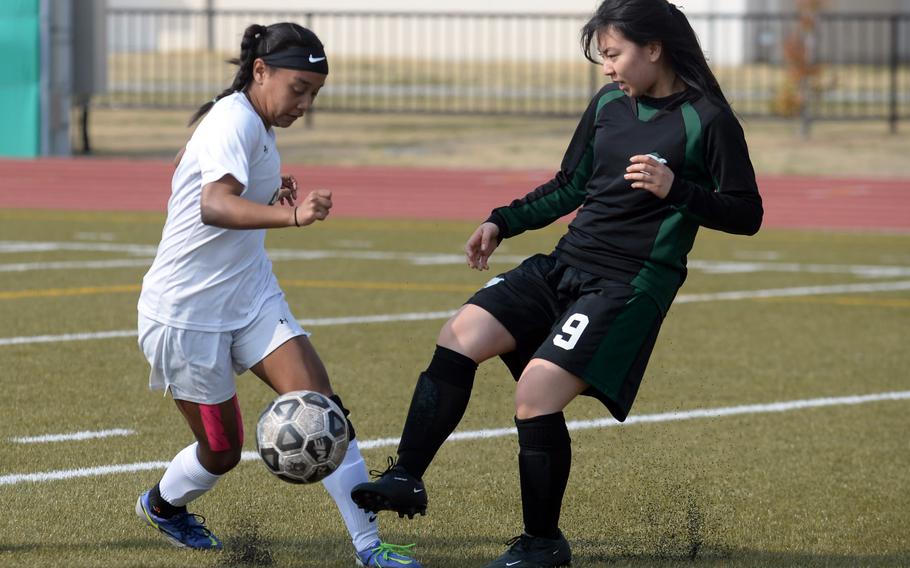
{"left": 188, "top": 22, "right": 324, "bottom": 126}
{"left": 581, "top": 0, "right": 730, "bottom": 110}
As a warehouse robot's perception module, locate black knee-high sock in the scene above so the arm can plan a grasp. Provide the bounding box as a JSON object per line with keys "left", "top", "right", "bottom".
{"left": 516, "top": 412, "right": 571, "bottom": 540}
{"left": 396, "top": 345, "right": 478, "bottom": 479}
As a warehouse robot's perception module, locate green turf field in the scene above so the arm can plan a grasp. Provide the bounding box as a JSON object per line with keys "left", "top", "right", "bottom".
{"left": 1, "top": 210, "right": 908, "bottom": 567}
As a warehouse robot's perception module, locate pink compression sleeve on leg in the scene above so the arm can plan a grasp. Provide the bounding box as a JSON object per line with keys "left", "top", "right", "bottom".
{"left": 199, "top": 395, "right": 243, "bottom": 452}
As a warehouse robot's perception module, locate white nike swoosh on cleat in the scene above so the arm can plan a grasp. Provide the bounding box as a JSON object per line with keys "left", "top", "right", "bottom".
{"left": 412, "top": 488, "right": 424, "bottom": 493}
{"left": 505, "top": 562, "right": 521, "bottom": 566}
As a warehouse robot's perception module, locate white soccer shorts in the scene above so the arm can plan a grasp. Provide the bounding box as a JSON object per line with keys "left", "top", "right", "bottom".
{"left": 138, "top": 294, "right": 309, "bottom": 404}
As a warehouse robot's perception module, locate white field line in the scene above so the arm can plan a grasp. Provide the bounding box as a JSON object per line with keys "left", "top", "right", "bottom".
{"left": 2, "top": 390, "right": 908, "bottom": 487}
{"left": 673, "top": 279, "right": 910, "bottom": 303}
{"left": 0, "top": 461, "right": 172, "bottom": 486}
{"left": 8, "top": 256, "right": 910, "bottom": 277}
{"left": 2, "top": 280, "right": 909, "bottom": 348}
{"left": 10, "top": 429, "right": 135, "bottom": 444}
{"left": 0, "top": 311, "right": 459, "bottom": 347}
{"left": 0, "top": 241, "right": 156, "bottom": 255}
{"left": 0, "top": 241, "right": 533, "bottom": 268}
{"left": 687, "top": 259, "right": 910, "bottom": 278}
{"left": 0, "top": 329, "right": 139, "bottom": 346}
{"left": 0, "top": 259, "right": 153, "bottom": 272}
{"left": 2, "top": 239, "right": 910, "bottom": 276}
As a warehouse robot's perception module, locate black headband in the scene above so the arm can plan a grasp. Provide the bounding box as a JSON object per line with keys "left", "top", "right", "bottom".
{"left": 261, "top": 46, "right": 329, "bottom": 75}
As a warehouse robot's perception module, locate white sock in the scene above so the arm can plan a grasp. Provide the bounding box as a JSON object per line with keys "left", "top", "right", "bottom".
{"left": 159, "top": 442, "right": 222, "bottom": 507}
{"left": 321, "top": 439, "right": 380, "bottom": 552}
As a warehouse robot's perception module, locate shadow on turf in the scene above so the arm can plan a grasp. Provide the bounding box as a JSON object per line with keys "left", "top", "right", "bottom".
{"left": 573, "top": 550, "right": 910, "bottom": 568}
{"left": 2, "top": 538, "right": 907, "bottom": 567}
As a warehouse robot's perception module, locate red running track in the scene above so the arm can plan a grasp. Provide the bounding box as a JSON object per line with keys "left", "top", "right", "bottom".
{"left": 0, "top": 158, "right": 907, "bottom": 231}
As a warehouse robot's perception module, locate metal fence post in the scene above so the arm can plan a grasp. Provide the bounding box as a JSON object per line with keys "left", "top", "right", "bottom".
{"left": 889, "top": 14, "right": 899, "bottom": 134}
{"left": 205, "top": 0, "right": 214, "bottom": 52}
{"left": 800, "top": 12, "right": 818, "bottom": 139}
{"left": 305, "top": 12, "right": 315, "bottom": 129}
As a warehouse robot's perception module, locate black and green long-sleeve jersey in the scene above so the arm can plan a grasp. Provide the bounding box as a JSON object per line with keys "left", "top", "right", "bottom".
{"left": 486, "top": 83, "right": 763, "bottom": 314}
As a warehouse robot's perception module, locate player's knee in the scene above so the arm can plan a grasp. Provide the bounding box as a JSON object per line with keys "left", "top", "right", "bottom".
{"left": 198, "top": 444, "right": 242, "bottom": 474}
{"left": 436, "top": 316, "right": 463, "bottom": 349}
{"left": 515, "top": 402, "right": 543, "bottom": 420}
{"left": 514, "top": 386, "right": 547, "bottom": 420}
{"left": 436, "top": 310, "right": 492, "bottom": 362}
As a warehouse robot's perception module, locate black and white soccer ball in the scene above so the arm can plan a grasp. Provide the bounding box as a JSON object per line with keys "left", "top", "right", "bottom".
{"left": 256, "top": 390, "right": 349, "bottom": 484}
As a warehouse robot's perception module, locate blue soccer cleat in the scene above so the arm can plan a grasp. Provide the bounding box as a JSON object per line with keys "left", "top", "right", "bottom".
{"left": 356, "top": 540, "right": 422, "bottom": 567}
{"left": 135, "top": 490, "right": 222, "bottom": 550}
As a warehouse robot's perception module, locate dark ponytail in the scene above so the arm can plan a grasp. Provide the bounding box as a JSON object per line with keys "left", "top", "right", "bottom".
{"left": 188, "top": 22, "right": 324, "bottom": 126}
{"left": 581, "top": 0, "right": 731, "bottom": 111}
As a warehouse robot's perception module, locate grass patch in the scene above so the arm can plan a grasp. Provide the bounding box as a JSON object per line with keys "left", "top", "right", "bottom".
{"left": 1, "top": 213, "right": 909, "bottom": 567}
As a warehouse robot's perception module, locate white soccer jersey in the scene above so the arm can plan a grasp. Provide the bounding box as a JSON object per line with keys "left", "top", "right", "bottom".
{"left": 138, "top": 92, "right": 284, "bottom": 332}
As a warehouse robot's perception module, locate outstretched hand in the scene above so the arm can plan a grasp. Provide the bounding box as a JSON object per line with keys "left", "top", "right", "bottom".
{"left": 465, "top": 222, "right": 500, "bottom": 270}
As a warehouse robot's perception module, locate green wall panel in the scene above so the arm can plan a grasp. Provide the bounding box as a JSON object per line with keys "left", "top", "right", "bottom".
{"left": 0, "top": 0, "right": 41, "bottom": 157}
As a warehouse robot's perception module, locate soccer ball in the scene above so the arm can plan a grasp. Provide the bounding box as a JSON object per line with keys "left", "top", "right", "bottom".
{"left": 256, "top": 390, "right": 349, "bottom": 484}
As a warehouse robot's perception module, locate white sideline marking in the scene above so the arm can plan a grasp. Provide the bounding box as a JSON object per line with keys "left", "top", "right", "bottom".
{"left": 0, "top": 241, "right": 156, "bottom": 255}
{"left": 297, "top": 310, "right": 456, "bottom": 327}
{"left": 2, "top": 239, "right": 910, "bottom": 276}
{"left": 687, "top": 260, "right": 910, "bottom": 278}
{"left": 0, "top": 329, "right": 139, "bottom": 346}
{"left": 2, "top": 391, "right": 908, "bottom": 487}
{"left": 674, "top": 279, "right": 910, "bottom": 303}
{"left": 0, "top": 259, "right": 153, "bottom": 272}
{"left": 10, "top": 429, "right": 135, "bottom": 444}
{"left": 0, "top": 240, "right": 532, "bottom": 269}
{"left": 2, "top": 280, "right": 909, "bottom": 348}
{"left": 0, "top": 461, "right": 172, "bottom": 486}
{"left": 0, "top": 311, "right": 458, "bottom": 347}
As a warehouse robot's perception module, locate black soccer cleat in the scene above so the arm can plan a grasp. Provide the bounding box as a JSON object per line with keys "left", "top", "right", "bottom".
{"left": 482, "top": 531, "right": 572, "bottom": 568}
{"left": 351, "top": 457, "right": 428, "bottom": 519}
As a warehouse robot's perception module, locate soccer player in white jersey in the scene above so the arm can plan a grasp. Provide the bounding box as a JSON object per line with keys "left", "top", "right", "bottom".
{"left": 134, "top": 22, "right": 421, "bottom": 567}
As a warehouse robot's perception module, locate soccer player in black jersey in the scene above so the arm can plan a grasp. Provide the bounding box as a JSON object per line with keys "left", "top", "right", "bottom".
{"left": 353, "top": 1, "right": 763, "bottom": 566}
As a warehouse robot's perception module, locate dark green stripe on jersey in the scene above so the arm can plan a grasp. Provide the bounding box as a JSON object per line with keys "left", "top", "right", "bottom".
{"left": 494, "top": 88, "right": 626, "bottom": 237}
{"left": 488, "top": 83, "right": 762, "bottom": 314}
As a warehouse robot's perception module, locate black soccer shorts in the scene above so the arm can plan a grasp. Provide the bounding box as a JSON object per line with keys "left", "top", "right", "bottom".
{"left": 466, "top": 253, "right": 663, "bottom": 422}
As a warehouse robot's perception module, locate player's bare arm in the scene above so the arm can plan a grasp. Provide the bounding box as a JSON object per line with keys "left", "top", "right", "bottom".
{"left": 200, "top": 173, "right": 301, "bottom": 229}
